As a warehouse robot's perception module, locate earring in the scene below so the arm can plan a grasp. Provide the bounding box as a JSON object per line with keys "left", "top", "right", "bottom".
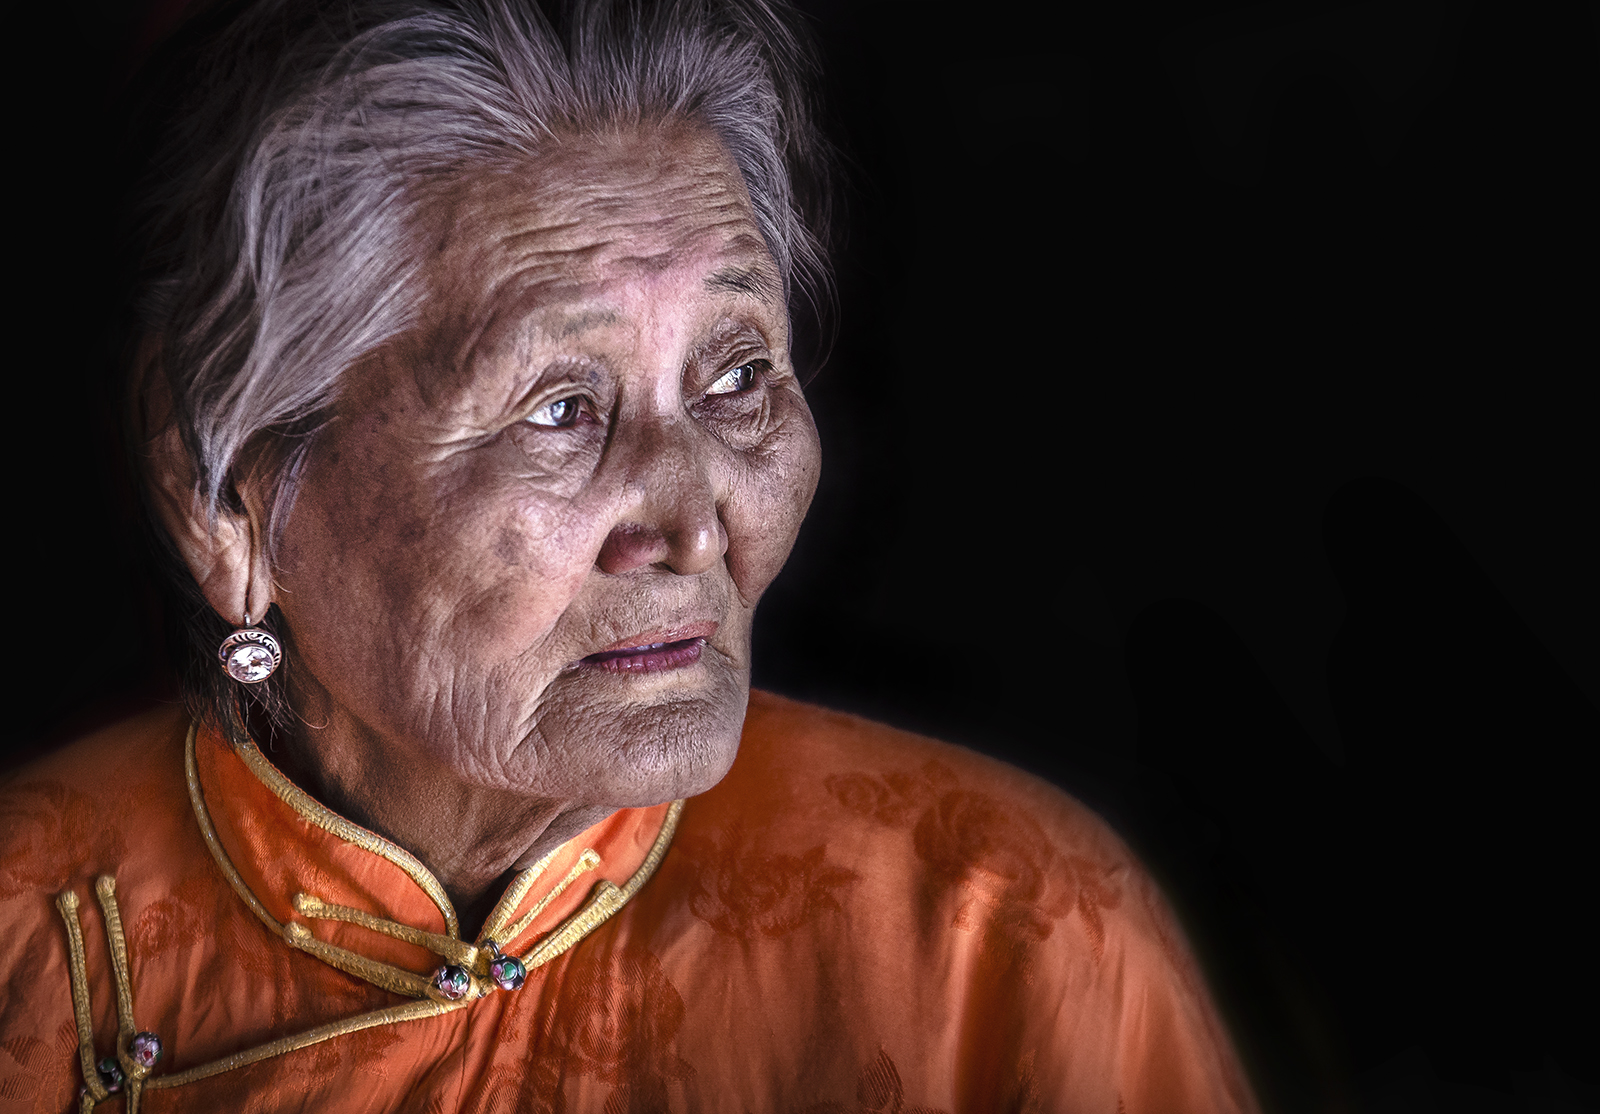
{"left": 218, "top": 609, "right": 282, "bottom": 684}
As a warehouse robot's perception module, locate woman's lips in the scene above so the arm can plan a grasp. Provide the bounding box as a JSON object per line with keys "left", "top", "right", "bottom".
{"left": 580, "top": 622, "right": 718, "bottom": 675}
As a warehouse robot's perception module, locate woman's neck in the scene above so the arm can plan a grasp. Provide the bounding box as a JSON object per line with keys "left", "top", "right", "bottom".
{"left": 255, "top": 704, "right": 612, "bottom": 935}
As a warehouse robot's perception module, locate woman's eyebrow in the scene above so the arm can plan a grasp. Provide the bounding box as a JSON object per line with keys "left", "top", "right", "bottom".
{"left": 500, "top": 302, "right": 619, "bottom": 350}
{"left": 550, "top": 307, "right": 621, "bottom": 338}
{"left": 704, "top": 262, "right": 781, "bottom": 302}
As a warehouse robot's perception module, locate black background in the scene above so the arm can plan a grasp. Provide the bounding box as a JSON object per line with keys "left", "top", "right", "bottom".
{"left": 7, "top": 3, "right": 1597, "bottom": 1112}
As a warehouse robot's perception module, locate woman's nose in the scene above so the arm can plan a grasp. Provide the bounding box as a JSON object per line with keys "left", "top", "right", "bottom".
{"left": 596, "top": 520, "right": 725, "bottom": 575}
{"left": 594, "top": 419, "right": 729, "bottom": 576}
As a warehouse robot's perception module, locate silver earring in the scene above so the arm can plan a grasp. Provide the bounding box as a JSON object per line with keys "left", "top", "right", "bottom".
{"left": 218, "top": 609, "right": 282, "bottom": 684}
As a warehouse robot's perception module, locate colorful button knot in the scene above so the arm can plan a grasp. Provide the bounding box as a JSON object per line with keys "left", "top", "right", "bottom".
{"left": 489, "top": 952, "right": 526, "bottom": 991}
{"left": 130, "top": 1031, "right": 163, "bottom": 1070}
{"left": 97, "top": 1057, "right": 125, "bottom": 1093}
{"left": 432, "top": 964, "right": 471, "bottom": 1001}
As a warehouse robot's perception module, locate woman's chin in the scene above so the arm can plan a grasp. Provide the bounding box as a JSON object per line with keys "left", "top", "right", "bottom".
{"left": 514, "top": 665, "right": 750, "bottom": 807}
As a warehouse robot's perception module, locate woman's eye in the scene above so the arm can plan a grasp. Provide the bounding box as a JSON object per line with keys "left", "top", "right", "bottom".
{"left": 706, "top": 362, "right": 760, "bottom": 396}
{"left": 525, "top": 397, "right": 583, "bottom": 428}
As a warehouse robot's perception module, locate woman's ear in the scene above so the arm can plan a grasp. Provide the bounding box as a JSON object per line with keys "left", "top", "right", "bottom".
{"left": 132, "top": 337, "right": 276, "bottom": 629}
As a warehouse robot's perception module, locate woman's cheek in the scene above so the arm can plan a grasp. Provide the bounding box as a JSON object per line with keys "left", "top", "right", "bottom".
{"left": 472, "top": 512, "right": 597, "bottom": 635}
{"left": 504, "top": 417, "right": 608, "bottom": 481}
{"left": 726, "top": 406, "right": 820, "bottom": 601}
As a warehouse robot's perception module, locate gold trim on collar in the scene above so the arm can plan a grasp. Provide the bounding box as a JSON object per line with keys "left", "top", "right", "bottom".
{"left": 478, "top": 845, "right": 560, "bottom": 943}
{"left": 230, "top": 728, "right": 461, "bottom": 938}
{"left": 46, "top": 722, "right": 696, "bottom": 1103}
{"left": 527, "top": 799, "right": 682, "bottom": 967}
{"left": 61, "top": 722, "right": 685, "bottom": 1105}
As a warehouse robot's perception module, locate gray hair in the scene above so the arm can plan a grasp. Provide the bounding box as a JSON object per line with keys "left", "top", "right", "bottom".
{"left": 128, "top": 0, "right": 833, "bottom": 742}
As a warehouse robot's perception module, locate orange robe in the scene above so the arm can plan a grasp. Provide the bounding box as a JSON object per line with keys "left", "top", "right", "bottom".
{"left": 0, "top": 691, "right": 1257, "bottom": 1113}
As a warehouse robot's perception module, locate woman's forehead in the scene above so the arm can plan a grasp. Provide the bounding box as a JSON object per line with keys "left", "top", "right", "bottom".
{"left": 414, "top": 125, "right": 782, "bottom": 358}
{"left": 426, "top": 125, "right": 764, "bottom": 277}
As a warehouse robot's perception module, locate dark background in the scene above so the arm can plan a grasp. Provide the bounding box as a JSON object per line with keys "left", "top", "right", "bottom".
{"left": 7, "top": 2, "right": 1597, "bottom": 1112}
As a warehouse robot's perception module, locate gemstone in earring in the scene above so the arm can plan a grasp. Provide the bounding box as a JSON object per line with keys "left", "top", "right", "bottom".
{"left": 218, "top": 628, "right": 282, "bottom": 684}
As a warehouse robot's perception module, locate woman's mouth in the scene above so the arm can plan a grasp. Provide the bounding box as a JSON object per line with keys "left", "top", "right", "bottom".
{"left": 579, "top": 624, "right": 716, "bottom": 674}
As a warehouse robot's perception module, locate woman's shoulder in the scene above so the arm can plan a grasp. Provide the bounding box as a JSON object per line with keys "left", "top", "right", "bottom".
{"left": 1, "top": 705, "right": 193, "bottom": 911}
{"left": 697, "top": 690, "right": 1164, "bottom": 950}
{"left": 675, "top": 690, "right": 1255, "bottom": 1114}
{"left": 696, "top": 692, "right": 1251, "bottom": 1098}
{"left": 728, "top": 689, "right": 1127, "bottom": 862}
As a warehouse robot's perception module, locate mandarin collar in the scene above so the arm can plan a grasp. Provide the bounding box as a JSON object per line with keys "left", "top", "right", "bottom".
{"left": 190, "top": 720, "right": 677, "bottom": 981}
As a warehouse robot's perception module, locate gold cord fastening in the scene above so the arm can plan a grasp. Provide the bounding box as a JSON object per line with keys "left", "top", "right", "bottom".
{"left": 57, "top": 876, "right": 162, "bottom": 1112}
{"left": 163, "top": 722, "right": 681, "bottom": 1087}
{"left": 51, "top": 725, "right": 683, "bottom": 1102}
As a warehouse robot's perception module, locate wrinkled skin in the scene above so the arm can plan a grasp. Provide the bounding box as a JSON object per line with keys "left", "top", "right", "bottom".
{"left": 149, "top": 122, "right": 821, "bottom": 925}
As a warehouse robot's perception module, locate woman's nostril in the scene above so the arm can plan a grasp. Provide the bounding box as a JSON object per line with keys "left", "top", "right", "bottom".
{"left": 597, "top": 524, "right": 670, "bottom": 575}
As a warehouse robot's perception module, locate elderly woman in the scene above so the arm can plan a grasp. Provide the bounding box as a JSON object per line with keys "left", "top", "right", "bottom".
{"left": 0, "top": 1, "right": 1255, "bottom": 1111}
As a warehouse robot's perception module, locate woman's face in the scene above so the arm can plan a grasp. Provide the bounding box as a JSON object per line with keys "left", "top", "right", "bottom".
{"left": 270, "top": 123, "right": 820, "bottom": 812}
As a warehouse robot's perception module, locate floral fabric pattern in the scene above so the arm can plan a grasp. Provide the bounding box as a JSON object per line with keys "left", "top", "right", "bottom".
{"left": 678, "top": 822, "right": 860, "bottom": 940}
{"left": 0, "top": 694, "right": 1256, "bottom": 1114}
{"left": 827, "top": 760, "right": 1126, "bottom": 960}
